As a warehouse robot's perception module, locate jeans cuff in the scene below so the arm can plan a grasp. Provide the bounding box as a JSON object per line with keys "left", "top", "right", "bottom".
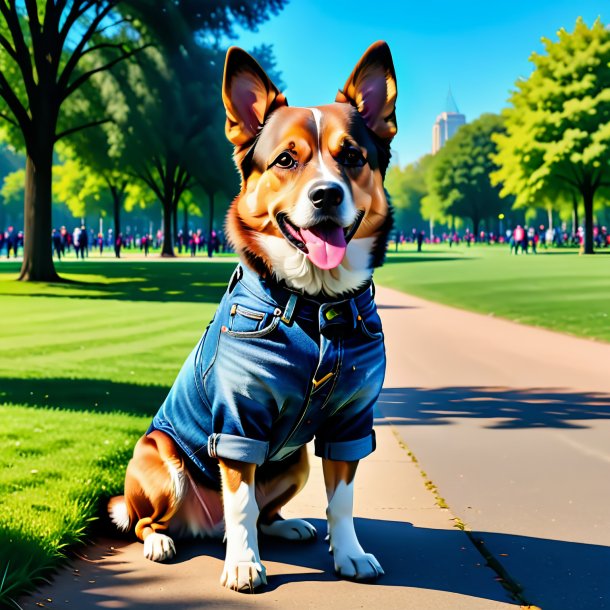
{"left": 314, "top": 431, "right": 376, "bottom": 461}
{"left": 207, "top": 433, "right": 268, "bottom": 465}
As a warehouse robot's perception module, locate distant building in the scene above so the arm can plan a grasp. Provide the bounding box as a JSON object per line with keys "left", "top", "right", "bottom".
{"left": 432, "top": 89, "right": 466, "bottom": 154}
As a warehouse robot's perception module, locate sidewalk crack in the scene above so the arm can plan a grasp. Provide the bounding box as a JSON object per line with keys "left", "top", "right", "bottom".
{"left": 389, "top": 426, "right": 538, "bottom": 609}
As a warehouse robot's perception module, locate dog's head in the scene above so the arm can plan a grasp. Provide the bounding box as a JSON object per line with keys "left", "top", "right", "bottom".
{"left": 222, "top": 42, "right": 397, "bottom": 297}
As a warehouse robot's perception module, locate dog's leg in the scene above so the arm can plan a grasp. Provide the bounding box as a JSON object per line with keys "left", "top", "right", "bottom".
{"left": 322, "top": 459, "right": 384, "bottom": 580}
{"left": 110, "top": 431, "right": 187, "bottom": 562}
{"left": 257, "top": 445, "right": 317, "bottom": 541}
{"left": 218, "top": 458, "right": 266, "bottom": 592}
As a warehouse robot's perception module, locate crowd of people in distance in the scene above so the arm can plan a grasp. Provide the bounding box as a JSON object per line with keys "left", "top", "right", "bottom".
{"left": 0, "top": 226, "right": 23, "bottom": 257}
{"left": 174, "top": 229, "right": 225, "bottom": 257}
{"left": 3, "top": 223, "right": 609, "bottom": 259}
{"left": 392, "top": 224, "right": 610, "bottom": 253}
{"left": 0, "top": 224, "right": 229, "bottom": 259}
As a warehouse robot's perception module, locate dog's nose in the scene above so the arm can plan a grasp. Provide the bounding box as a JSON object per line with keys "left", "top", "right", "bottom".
{"left": 308, "top": 181, "right": 344, "bottom": 209}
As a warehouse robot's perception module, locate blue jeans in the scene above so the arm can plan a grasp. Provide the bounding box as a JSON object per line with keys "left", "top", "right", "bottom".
{"left": 150, "top": 264, "right": 386, "bottom": 485}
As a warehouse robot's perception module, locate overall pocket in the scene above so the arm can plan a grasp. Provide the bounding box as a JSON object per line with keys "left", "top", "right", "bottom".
{"left": 225, "top": 304, "right": 281, "bottom": 339}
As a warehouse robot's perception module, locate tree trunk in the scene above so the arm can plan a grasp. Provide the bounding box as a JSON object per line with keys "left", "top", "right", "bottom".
{"left": 572, "top": 193, "right": 579, "bottom": 236}
{"left": 19, "top": 148, "right": 61, "bottom": 282}
{"left": 207, "top": 190, "right": 215, "bottom": 258}
{"left": 472, "top": 215, "right": 480, "bottom": 241}
{"left": 111, "top": 187, "right": 122, "bottom": 240}
{"left": 582, "top": 188, "right": 595, "bottom": 254}
{"left": 547, "top": 206, "right": 553, "bottom": 231}
{"left": 161, "top": 203, "right": 175, "bottom": 256}
{"left": 173, "top": 200, "right": 178, "bottom": 246}
{"left": 161, "top": 197, "right": 175, "bottom": 257}
{"left": 183, "top": 198, "right": 189, "bottom": 235}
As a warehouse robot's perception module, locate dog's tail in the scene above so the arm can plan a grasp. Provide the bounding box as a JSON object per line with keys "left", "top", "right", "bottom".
{"left": 108, "top": 495, "right": 131, "bottom": 532}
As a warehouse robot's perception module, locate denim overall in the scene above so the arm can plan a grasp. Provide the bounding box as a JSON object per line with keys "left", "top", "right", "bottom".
{"left": 149, "top": 264, "right": 386, "bottom": 486}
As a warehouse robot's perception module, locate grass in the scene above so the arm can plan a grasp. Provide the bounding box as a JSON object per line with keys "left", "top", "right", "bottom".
{"left": 376, "top": 244, "right": 610, "bottom": 342}
{"left": 0, "top": 245, "right": 608, "bottom": 605}
{"left": 0, "top": 260, "right": 236, "bottom": 608}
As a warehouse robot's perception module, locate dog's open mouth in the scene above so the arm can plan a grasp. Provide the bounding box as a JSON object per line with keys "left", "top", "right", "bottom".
{"left": 276, "top": 211, "right": 364, "bottom": 270}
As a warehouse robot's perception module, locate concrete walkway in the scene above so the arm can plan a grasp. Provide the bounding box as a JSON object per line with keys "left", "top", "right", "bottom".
{"left": 21, "top": 425, "right": 516, "bottom": 609}
{"left": 26, "top": 281, "right": 610, "bottom": 609}
{"left": 377, "top": 285, "right": 610, "bottom": 610}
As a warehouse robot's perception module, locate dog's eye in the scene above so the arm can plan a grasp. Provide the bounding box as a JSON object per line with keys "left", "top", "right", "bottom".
{"left": 337, "top": 146, "right": 366, "bottom": 168}
{"left": 271, "top": 152, "right": 297, "bottom": 169}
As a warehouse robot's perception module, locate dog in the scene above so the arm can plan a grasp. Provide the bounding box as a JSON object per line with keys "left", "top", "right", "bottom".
{"left": 108, "top": 40, "right": 397, "bottom": 593}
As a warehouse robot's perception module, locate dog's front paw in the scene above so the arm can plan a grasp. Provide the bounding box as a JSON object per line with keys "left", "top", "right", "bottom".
{"left": 143, "top": 532, "right": 176, "bottom": 562}
{"left": 332, "top": 550, "right": 384, "bottom": 581}
{"left": 221, "top": 559, "right": 267, "bottom": 593}
{"left": 260, "top": 518, "right": 317, "bottom": 541}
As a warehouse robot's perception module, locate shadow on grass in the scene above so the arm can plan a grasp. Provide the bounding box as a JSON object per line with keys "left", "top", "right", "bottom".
{"left": 0, "top": 377, "right": 169, "bottom": 417}
{"left": 376, "top": 386, "right": 610, "bottom": 429}
{"left": 0, "top": 260, "right": 237, "bottom": 304}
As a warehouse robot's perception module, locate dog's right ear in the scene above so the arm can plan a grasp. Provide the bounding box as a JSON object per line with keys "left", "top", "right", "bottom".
{"left": 222, "top": 47, "right": 287, "bottom": 147}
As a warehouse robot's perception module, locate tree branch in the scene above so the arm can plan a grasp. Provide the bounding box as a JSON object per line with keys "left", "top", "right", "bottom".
{"left": 24, "top": 0, "right": 40, "bottom": 39}
{"left": 0, "top": 1, "right": 36, "bottom": 98}
{"left": 61, "top": 44, "right": 150, "bottom": 102}
{"left": 138, "top": 165, "right": 164, "bottom": 202}
{"left": 0, "top": 111, "right": 18, "bottom": 127}
{"left": 0, "top": 31, "right": 17, "bottom": 61}
{"left": 57, "top": 2, "right": 116, "bottom": 92}
{"left": 557, "top": 173, "right": 580, "bottom": 189}
{"left": 96, "top": 16, "right": 133, "bottom": 37}
{"left": 55, "top": 117, "right": 111, "bottom": 142}
{"left": 152, "top": 156, "right": 167, "bottom": 186}
{"left": 0, "top": 72, "right": 31, "bottom": 136}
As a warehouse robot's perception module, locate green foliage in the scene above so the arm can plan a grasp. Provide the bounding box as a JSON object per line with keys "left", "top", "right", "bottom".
{"left": 428, "top": 114, "right": 508, "bottom": 234}
{"left": 1, "top": 169, "right": 24, "bottom": 209}
{"left": 385, "top": 155, "right": 445, "bottom": 230}
{"left": 493, "top": 17, "right": 610, "bottom": 252}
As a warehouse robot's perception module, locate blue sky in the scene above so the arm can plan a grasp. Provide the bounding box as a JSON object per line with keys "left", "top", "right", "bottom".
{"left": 235, "top": 0, "right": 608, "bottom": 166}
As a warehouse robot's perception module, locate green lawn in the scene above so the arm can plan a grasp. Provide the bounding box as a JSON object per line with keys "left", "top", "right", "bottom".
{"left": 0, "top": 260, "right": 236, "bottom": 608}
{"left": 376, "top": 244, "right": 610, "bottom": 343}
{"left": 1, "top": 246, "right": 608, "bottom": 606}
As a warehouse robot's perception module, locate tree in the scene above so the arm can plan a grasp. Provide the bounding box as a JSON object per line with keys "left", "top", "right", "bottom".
{"left": 492, "top": 18, "right": 610, "bottom": 254}
{"left": 428, "top": 114, "right": 508, "bottom": 236}
{"left": 0, "top": 0, "right": 287, "bottom": 278}
{"left": 0, "top": 2, "right": 146, "bottom": 281}
{"left": 52, "top": 155, "right": 147, "bottom": 241}
{"left": 97, "top": 6, "right": 284, "bottom": 257}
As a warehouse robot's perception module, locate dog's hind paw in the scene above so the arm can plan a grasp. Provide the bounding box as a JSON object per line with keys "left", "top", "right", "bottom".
{"left": 143, "top": 532, "right": 176, "bottom": 562}
{"left": 260, "top": 518, "right": 317, "bottom": 541}
{"left": 221, "top": 560, "right": 267, "bottom": 593}
{"left": 334, "top": 552, "right": 384, "bottom": 581}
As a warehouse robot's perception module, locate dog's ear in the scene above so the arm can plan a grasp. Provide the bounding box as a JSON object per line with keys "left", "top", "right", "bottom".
{"left": 222, "top": 47, "right": 287, "bottom": 147}
{"left": 336, "top": 41, "right": 397, "bottom": 141}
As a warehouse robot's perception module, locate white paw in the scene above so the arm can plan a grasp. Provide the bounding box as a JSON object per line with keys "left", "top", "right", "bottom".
{"left": 143, "top": 532, "right": 176, "bottom": 562}
{"left": 221, "top": 560, "right": 267, "bottom": 593}
{"left": 260, "top": 518, "right": 317, "bottom": 541}
{"left": 332, "top": 550, "right": 384, "bottom": 581}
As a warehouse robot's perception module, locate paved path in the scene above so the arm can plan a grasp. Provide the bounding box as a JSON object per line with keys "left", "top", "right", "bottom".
{"left": 22, "top": 425, "right": 515, "bottom": 610}
{"left": 377, "top": 285, "right": 610, "bottom": 610}
{"left": 25, "top": 283, "right": 610, "bottom": 610}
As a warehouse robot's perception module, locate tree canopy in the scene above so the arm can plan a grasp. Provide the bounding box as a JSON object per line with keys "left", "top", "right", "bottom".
{"left": 492, "top": 17, "right": 610, "bottom": 253}
{"left": 0, "top": 0, "right": 287, "bottom": 279}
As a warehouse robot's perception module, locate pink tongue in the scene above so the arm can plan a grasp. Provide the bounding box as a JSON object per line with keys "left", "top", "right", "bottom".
{"left": 299, "top": 225, "right": 347, "bottom": 269}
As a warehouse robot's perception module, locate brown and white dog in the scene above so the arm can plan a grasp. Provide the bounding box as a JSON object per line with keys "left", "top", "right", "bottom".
{"left": 108, "top": 41, "right": 397, "bottom": 593}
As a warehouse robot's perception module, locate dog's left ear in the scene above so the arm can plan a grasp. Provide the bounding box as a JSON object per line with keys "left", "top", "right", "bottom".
{"left": 222, "top": 47, "right": 288, "bottom": 148}
{"left": 336, "top": 41, "right": 397, "bottom": 141}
